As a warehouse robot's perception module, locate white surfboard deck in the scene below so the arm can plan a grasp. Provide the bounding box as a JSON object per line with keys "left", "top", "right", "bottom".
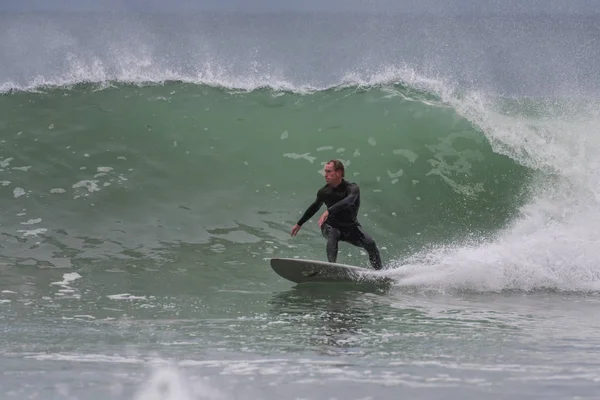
{"left": 270, "top": 257, "right": 392, "bottom": 285}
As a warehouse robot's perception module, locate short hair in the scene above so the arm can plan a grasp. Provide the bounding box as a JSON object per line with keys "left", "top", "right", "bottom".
{"left": 327, "top": 159, "right": 345, "bottom": 177}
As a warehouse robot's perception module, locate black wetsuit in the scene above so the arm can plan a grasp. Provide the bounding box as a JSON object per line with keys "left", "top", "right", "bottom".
{"left": 297, "top": 179, "right": 383, "bottom": 270}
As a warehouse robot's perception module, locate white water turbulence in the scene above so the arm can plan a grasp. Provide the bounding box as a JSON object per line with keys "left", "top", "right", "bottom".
{"left": 2, "top": 12, "right": 600, "bottom": 96}
{"left": 388, "top": 92, "right": 600, "bottom": 293}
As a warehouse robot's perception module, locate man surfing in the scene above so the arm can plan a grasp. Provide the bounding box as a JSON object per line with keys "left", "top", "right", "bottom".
{"left": 290, "top": 159, "right": 383, "bottom": 270}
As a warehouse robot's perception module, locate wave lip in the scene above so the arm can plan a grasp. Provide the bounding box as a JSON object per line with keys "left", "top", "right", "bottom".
{"left": 0, "top": 59, "right": 453, "bottom": 96}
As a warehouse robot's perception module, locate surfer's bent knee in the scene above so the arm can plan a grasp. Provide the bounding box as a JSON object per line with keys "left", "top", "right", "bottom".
{"left": 321, "top": 223, "right": 339, "bottom": 239}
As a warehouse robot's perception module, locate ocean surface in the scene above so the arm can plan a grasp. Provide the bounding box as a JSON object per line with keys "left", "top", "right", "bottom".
{"left": 2, "top": 10, "right": 600, "bottom": 400}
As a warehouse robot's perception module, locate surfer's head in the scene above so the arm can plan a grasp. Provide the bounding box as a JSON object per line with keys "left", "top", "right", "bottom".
{"left": 324, "top": 159, "right": 344, "bottom": 186}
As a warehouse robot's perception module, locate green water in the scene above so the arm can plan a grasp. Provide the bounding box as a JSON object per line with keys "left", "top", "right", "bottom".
{"left": 0, "top": 84, "right": 530, "bottom": 264}
{"left": 2, "top": 83, "right": 600, "bottom": 400}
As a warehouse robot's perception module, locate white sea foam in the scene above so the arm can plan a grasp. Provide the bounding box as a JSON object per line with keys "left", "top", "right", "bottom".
{"left": 107, "top": 294, "right": 148, "bottom": 300}
{"left": 384, "top": 83, "right": 600, "bottom": 293}
{"left": 17, "top": 228, "right": 47, "bottom": 237}
{"left": 13, "top": 187, "right": 26, "bottom": 198}
{"left": 50, "top": 272, "right": 82, "bottom": 299}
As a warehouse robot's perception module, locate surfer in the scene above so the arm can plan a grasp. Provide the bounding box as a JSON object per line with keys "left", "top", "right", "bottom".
{"left": 290, "top": 159, "right": 383, "bottom": 270}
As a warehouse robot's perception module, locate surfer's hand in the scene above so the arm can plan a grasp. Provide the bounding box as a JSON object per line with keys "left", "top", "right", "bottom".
{"left": 291, "top": 224, "right": 301, "bottom": 237}
{"left": 318, "top": 210, "right": 329, "bottom": 227}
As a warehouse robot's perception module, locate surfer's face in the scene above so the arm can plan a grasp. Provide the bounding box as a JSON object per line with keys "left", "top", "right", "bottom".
{"left": 324, "top": 163, "right": 342, "bottom": 185}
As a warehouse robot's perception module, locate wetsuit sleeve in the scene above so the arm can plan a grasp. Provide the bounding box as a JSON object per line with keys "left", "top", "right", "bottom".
{"left": 327, "top": 183, "right": 359, "bottom": 214}
{"left": 296, "top": 190, "right": 324, "bottom": 226}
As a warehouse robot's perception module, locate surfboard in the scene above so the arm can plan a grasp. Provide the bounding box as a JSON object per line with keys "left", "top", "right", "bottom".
{"left": 269, "top": 257, "right": 392, "bottom": 285}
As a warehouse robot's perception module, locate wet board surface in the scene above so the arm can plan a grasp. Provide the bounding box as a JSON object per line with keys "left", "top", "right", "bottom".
{"left": 270, "top": 257, "right": 392, "bottom": 285}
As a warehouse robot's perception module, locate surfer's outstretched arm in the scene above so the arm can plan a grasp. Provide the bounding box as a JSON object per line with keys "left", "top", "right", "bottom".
{"left": 297, "top": 193, "right": 324, "bottom": 226}
{"left": 291, "top": 191, "right": 324, "bottom": 236}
